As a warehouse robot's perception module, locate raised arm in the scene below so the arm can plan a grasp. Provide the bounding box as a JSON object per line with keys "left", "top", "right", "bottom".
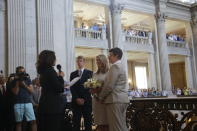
{"left": 47, "top": 69, "right": 64, "bottom": 93}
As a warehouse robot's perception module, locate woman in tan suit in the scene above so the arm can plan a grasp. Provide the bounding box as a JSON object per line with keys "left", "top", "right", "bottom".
{"left": 91, "top": 54, "right": 109, "bottom": 131}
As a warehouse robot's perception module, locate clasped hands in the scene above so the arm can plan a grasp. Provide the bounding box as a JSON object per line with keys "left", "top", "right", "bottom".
{"left": 76, "top": 98, "right": 85, "bottom": 105}
{"left": 89, "top": 87, "right": 102, "bottom": 94}
{"left": 89, "top": 88, "right": 104, "bottom": 103}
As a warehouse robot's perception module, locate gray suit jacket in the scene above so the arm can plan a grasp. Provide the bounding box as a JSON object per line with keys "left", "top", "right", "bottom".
{"left": 99, "top": 61, "right": 129, "bottom": 104}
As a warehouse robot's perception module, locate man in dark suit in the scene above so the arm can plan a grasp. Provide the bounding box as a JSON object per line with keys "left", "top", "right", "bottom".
{"left": 70, "top": 56, "right": 93, "bottom": 131}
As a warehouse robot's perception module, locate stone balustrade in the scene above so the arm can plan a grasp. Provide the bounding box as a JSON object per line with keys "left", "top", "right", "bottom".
{"left": 124, "top": 34, "right": 151, "bottom": 45}
{"left": 74, "top": 28, "right": 106, "bottom": 40}
{"left": 167, "top": 39, "right": 188, "bottom": 48}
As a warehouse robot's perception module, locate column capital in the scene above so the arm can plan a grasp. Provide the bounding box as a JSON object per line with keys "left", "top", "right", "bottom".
{"left": 191, "top": 4, "right": 197, "bottom": 11}
{"left": 191, "top": 8, "right": 197, "bottom": 26}
{"left": 191, "top": 16, "right": 197, "bottom": 26}
{"left": 191, "top": 5, "right": 197, "bottom": 25}
{"left": 155, "top": 12, "right": 167, "bottom": 22}
{"left": 110, "top": 4, "right": 124, "bottom": 15}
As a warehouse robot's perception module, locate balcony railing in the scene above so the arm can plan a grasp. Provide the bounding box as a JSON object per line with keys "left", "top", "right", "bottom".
{"left": 127, "top": 97, "right": 197, "bottom": 131}
{"left": 64, "top": 97, "right": 197, "bottom": 131}
{"left": 167, "top": 40, "right": 188, "bottom": 48}
{"left": 75, "top": 28, "right": 106, "bottom": 40}
{"left": 124, "top": 35, "right": 151, "bottom": 45}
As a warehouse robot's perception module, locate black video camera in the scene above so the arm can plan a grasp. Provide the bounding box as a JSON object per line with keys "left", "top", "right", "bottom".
{"left": 13, "top": 72, "right": 29, "bottom": 81}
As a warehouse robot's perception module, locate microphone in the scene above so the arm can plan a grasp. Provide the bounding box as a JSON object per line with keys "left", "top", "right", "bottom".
{"left": 56, "top": 64, "right": 62, "bottom": 72}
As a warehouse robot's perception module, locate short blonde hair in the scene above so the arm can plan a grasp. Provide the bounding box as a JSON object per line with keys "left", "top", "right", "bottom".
{"left": 96, "top": 54, "right": 109, "bottom": 74}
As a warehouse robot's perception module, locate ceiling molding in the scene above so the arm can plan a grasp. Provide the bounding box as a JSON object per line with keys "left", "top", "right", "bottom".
{"left": 123, "top": 0, "right": 155, "bottom": 15}
{"left": 166, "top": 2, "right": 191, "bottom": 21}
{"left": 75, "top": 0, "right": 110, "bottom": 6}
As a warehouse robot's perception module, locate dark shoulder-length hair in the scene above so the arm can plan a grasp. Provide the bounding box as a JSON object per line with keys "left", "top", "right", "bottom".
{"left": 36, "top": 50, "right": 56, "bottom": 74}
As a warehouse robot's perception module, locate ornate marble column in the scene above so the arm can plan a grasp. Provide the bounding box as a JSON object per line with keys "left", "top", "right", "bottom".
{"left": 184, "top": 22, "right": 196, "bottom": 91}
{"left": 110, "top": 1, "right": 123, "bottom": 48}
{"left": 25, "top": 0, "right": 37, "bottom": 78}
{"left": 52, "top": 0, "right": 67, "bottom": 79}
{"left": 154, "top": 1, "right": 172, "bottom": 91}
{"left": 190, "top": 5, "right": 197, "bottom": 92}
{"left": 0, "top": 0, "right": 6, "bottom": 75}
{"left": 152, "top": 29, "right": 162, "bottom": 90}
{"left": 148, "top": 53, "right": 157, "bottom": 89}
{"left": 64, "top": 0, "right": 75, "bottom": 80}
{"left": 110, "top": 0, "right": 128, "bottom": 77}
{"left": 36, "top": 0, "right": 54, "bottom": 52}
{"left": 105, "top": 6, "right": 113, "bottom": 49}
{"left": 7, "top": 0, "right": 37, "bottom": 77}
{"left": 185, "top": 56, "right": 194, "bottom": 89}
{"left": 36, "top": 0, "right": 75, "bottom": 80}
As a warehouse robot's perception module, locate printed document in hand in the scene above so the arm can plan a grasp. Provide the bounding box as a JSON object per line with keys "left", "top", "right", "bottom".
{"left": 64, "top": 77, "right": 80, "bottom": 89}
{"left": 69, "top": 77, "right": 80, "bottom": 87}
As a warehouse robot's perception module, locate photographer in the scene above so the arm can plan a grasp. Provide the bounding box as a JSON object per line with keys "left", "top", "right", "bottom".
{"left": 11, "top": 66, "right": 37, "bottom": 131}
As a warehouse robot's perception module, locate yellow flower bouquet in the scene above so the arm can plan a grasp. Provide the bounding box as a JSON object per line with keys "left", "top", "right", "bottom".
{"left": 84, "top": 78, "right": 103, "bottom": 89}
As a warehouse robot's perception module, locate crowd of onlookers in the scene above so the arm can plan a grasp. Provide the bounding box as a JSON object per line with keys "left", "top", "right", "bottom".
{"left": 75, "top": 22, "right": 107, "bottom": 39}
{"left": 123, "top": 28, "right": 185, "bottom": 43}
{"left": 166, "top": 34, "right": 185, "bottom": 42}
{"left": 128, "top": 88, "right": 165, "bottom": 98}
{"left": 0, "top": 67, "right": 73, "bottom": 131}
{"left": 78, "top": 23, "right": 153, "bottom": 39}
{"left": 78, "top": 22, "right": 107, "bottom": 32}
{"left": 76, "top": 22, "right": 187, "bottom": 43}
{"left": 123, "top": 29, "right": 187, "bottom": 43}
{"left": 128, "top": 87, "right": 193, "bottom": 98}
{"left": 123, "top": 28, "right": 152, "bottom": 39}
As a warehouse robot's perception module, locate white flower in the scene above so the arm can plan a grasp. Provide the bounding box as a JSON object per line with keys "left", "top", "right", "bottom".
{"left": 84, "top": 79, "right": 103, "bottom": 89}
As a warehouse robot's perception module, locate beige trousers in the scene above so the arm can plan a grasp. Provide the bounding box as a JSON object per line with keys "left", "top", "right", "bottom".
{"left": 106, "top": 103, "right": 129, "bottom": 131}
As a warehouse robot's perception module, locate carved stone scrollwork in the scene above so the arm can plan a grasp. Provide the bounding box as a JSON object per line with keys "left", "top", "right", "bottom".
{"left": 180, "top": 111, "right": 197, "bottom": 131}
{"left": 191, "top": 16, "right": 197, "bottom": 26}
{"left": 155, "top": 11, "right": 167, "bottom": 22}
{"left": 191, "top": 5, "right": 197, "bottom": 26}
{"left": 110, "top": 4, "right": 124, "bottom": 15}
{"left": 126, "top": 101, "right": 179, "bottom": 131}
{"left": 126, "top": 98, "right": 197, "bottom": 131}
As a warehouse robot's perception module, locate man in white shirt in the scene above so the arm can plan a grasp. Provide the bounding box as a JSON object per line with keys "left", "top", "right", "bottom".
{"left": 70, "top": 56, "right": 93, "bottom": 131}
